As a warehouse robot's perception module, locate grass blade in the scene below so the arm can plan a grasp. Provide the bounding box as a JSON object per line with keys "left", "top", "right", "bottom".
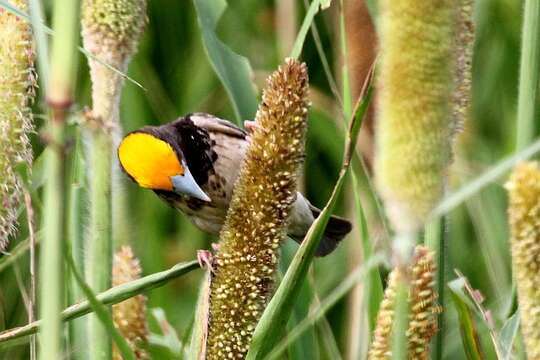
{"left": 192, "top": 0, "right": 258, "bottom": 123}
{"left": 449, "top": 272, "right": 503, "bottom": 358}
{"left": 290, "top": 0, "right": 325, "bottom": 60}
{"left": 0, "top": 260, "right": 199, "bottom": 345}
{"left": 351, "top": 168, "right": 383, "bottom": 336}
{"left": 432, "top": 137, "right": 540, "bottom": 217}
{"left": 265, "top": 255, "right": 384, "bottom": 360}
{"left": 448, "top": 278, "right": 484, "bottom": 360}
{"left": 499, "top": 312, "right": 520, "bottom": 360}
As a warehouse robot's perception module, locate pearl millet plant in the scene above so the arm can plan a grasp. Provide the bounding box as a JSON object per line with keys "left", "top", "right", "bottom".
{"left": 205, "top": 58, "right": 309, "bottom": 360}
{"left": 368, "top": 246, "right": 439, "bottom": 359}
{"left": 375, "top": 0, "right": 458, "bottom": 233}
{"left": 0, "top": 0, "right": 35, "bottom": 251}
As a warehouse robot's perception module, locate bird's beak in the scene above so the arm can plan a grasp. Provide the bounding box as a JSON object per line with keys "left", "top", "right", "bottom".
{"left": 170, "top": 168, "right": 211, "bottom": 202}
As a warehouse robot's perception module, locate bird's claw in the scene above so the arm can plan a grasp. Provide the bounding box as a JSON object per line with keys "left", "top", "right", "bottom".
{"left": 244, "top": 120, "right": 260, "bottom": 134}
{"left": 197, "top": 250, "right": 215, "bottom": 274}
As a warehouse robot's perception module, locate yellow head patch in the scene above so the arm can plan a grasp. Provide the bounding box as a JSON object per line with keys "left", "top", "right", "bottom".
{"left": 118, "top": 132, "right": 184, "bottom": 191}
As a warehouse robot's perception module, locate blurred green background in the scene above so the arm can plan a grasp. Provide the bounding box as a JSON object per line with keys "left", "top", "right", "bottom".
{"left": 0, "top": 0, "right": 533, "bottom": 358}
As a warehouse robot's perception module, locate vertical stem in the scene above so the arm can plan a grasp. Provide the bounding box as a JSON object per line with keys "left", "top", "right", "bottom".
{"left": 86, "top": 129, "right": 113, "bottom": 360}
{"left": 39, "top": 0, "right": 79, "bottom": 358}
{"left": 391, "top": 275, "right": 409, "bottom": 360}
{"left": 24, "top": 192, "right": 36, "bottom": 360}
{"left": 68, "top": 129, "right": 87, "bottom": 360}
{"left": 425, "top": 217, "right": 445, "bottom": 360}
{"left": 516, "top": 0, "right": 540, "bottom": 150}
{"left": 390, "top": 231, "right": 415, "bottom": 360}
{"left": 39, "top": 121, "right": 65, "bottom": 360}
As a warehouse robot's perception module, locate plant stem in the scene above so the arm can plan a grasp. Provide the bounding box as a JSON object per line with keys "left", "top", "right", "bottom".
{"left": 425, "top": 217, "right": 445, "bottom": 360}
{"left": 68, "top": 129, "right": 87, "bottom": 360}
{"left": 0, "top": 260, "right": 199, "bottom": 344}
{"left": 39, "top": 0, "right": 79, "bottom": 357}
{"left": 39, "top": 121, "right": 65, "bottom": 360}
{"left": 516, "top": 0, "right": 540, "bottom": 150}
{"left": 86, "top": 128, "right": 113, "bottom": 359}
{"left": 391, "top": 276, "right": 409, "bottom": 360}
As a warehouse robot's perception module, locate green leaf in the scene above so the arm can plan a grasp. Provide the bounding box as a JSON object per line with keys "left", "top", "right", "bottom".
{"left": 448, "top": 278, "right": 485, "bottom": 360}
{"left": 0, "top": 260, "right": 200, "bottom": 345}
{"left": 290, "top": 0, "right": 324, "bottom": 60}
{"left": 147, "top": 308, "right": 183, "bottom": 360}
{"left": 192, "top": 0, "right": 258, "bottom": 123}
{"left": 499, "top": 312, "right": 520, "bottom": 360}
{"left": 432, "top": 137, "right": 540, "bottom": 217}
{"left": 351, "top": 168, "right": 383, "bottom": 336}
{"left": 264, "top": 255, "right": 384, "bottom": 360}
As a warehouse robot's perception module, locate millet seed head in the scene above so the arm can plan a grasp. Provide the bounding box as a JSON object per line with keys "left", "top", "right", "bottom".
{"left": 81, "top": 0, "right": 147, "bottom": 66}
{"left": 205, "top": 58, "right": 309, "bottom": 360}
{"left": 0, "top": 0, "right": 36, "bottom": 250}
{"left": 112, "top": 246, "right": 148, "bottom": 360}
{"left": 375, "top": 0, "right": 458, "bottom": 233}
{"left": 506, "top": 162, "right": 540, "bottom": 359}
{"left": 368, "top": 246, "right": 439, "bottom": 360}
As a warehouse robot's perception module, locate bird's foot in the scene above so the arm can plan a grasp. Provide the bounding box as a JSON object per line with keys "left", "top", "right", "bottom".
{"left": 197, "top": 250, "right": 215, "bottom": 274}
{"left": 244, "top": 120, "right": 260, "bottom": 134}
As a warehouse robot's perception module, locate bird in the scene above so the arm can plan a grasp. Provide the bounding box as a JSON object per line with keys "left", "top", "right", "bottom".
{"left": 117, "top": 112, "right": 352, "bottom": 257}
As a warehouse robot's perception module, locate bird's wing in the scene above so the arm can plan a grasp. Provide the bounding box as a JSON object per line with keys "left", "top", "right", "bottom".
{"left": 188, "top": 112, "right": 247, "bottom": 139}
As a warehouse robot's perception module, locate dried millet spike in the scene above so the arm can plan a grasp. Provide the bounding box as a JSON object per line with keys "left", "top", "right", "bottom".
{"left": 112, "top": 246, "right": 148, "bottom": 360}
{"left": 81, "top": 0, "right": 146, "bottom": 124}
{"left": 407, "top": 246, "right": 439, "bottom": 359}
{"left": 0, "top": 0, "right": 36, "bottom": 250}
{"left": 205, "top": 58, "right": 309, "bottom": 360}
{"left": 506, "top": 162, "right": 540, "bottom": 359}
{"left": 368, "top": 268, "right": 403, "bottom": 359}
{"left": 368, "top": 246, "right": 439, "bottom": 359}
{"left": 375, "top": 0, "right": 458, "bottom": 233}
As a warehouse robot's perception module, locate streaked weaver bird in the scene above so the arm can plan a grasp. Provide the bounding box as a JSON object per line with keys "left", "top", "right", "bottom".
{"left": 117, "top": 113, "right": 352, "bottom": 258}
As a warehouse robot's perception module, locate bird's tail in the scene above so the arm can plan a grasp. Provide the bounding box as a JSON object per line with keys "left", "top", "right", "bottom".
{"left": 290, "top": 205, "right": 352, "bottom": 257}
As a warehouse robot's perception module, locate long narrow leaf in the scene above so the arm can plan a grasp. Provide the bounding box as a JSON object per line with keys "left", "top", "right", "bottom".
{"left": 432, "top": 137, "right": 540, "bottom": 217}
{"left": 448, "top": 279, "right": 485, "bottom": 360}
{"left": 192, "top": 0, "right": 258, "bottom": 123}
{"left": 499, "top": 312, "right": 520, "bottom": 360}
{"left": 351, "top": 168, "right": 383, "bottom": 336}
{"left": 0, "top": 261, "right": 199, "bottom": 345}
{"left": 290, "top": 0, "right": 324, "bottom": 60}
{"left": 265, "top": 255, "right": 384, "bottom": 360}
